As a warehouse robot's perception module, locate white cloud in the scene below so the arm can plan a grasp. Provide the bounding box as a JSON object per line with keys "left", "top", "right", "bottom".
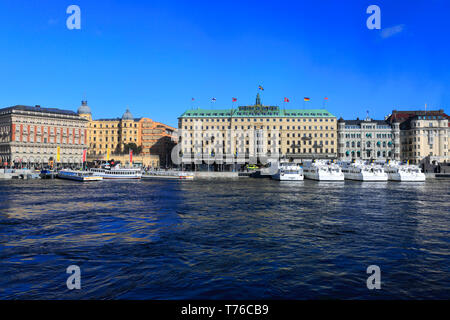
{"left": 381, "top": 24, "right": 405, "bottom": 39}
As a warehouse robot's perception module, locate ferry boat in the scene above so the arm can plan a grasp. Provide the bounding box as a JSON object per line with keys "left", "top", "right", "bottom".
{"left": 89, "top": 164, "right": 142, "bottom": 179}
{"left": 340, "top": 160, "right": 388, "bottom": 181}
{"left": 271, "top": 162, "right": 304, "bottom": 181}
{"left": 142, "top": 170, "right": 194, "bottom": 180}
{"left": 383, "top": 161, "right": 426, "bottom": 182}
{"left": 303, "top": 160, "right": 344, "bottom": 181}
{"left": 58, "top": 170, "right": 103, "bottom": 182}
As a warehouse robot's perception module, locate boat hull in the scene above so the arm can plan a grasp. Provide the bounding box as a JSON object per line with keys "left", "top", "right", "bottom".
{"left": 344, "top": 172, "right": 388, "bottom": 181}
{"left": 142, "top": 174, "right": 193, "bottom": 180}
{"left": 272, "top": 173, "right": 304, "bottom": 181}
{"left": 101, "top": 175, "right": 141, "bottom": 179}
{"left": 388, "top": 173, "right": 426, "bottom": 182}
{"left": 57, "top": 173, "right": 103, "bottom": 182}
{"left": 304, "top": 172, "right": 344, "bottom": 181}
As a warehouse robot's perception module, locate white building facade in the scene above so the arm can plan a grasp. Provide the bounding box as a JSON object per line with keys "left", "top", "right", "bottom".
{"left": 337, "top": 117, "right": 400, "bottom": 161}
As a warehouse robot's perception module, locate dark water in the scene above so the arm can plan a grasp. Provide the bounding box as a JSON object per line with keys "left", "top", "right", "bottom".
{"left": 0, "top": 178, "right": 449, "bottom": 299}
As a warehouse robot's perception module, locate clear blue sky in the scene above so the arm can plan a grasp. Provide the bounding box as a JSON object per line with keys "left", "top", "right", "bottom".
{"left": 1, "top": 0, "right": 449, "bottom": 127}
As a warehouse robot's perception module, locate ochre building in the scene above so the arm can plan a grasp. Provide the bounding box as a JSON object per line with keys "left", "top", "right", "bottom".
{"left": 77, "top": 101, "right": 176, "bottom": 167}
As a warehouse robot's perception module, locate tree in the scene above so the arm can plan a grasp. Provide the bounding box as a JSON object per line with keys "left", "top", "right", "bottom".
{"left": 123, "top": 143, "right": 143, "bottom": 155}
{"left": 114, "top": 143, "right": 122, "bottom": 154}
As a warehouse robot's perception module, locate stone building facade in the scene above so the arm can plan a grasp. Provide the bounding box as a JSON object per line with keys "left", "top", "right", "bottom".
{"left": 178, "top": 94, "right": 338, "bottom": 167}
{"left": 337, "top": 117, "right": 400, "bottom": 160}
{"left": 387, "top": 110, "right": 449, "bottom": 164}
{"left": 0, "top": 105, "right": 88, "bottom": 168}
{"left": 77, "top": 101, "right": 176, "bottom": 167}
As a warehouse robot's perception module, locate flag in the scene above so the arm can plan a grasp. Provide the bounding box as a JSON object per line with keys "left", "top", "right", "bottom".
{"left": 211, "top": 98, "right": 216, "bottom": 102}
{"left": 191, "top": 98, "right": 195, "bottom": 101}
{"left": 284, "top": 97, "right": 290, "bottom": 103}
{"left": 258, "top": 85, "right": 264, "bottom": 91}
{"left": 82, "top": 149, "right": 87, "bottom": 162}
{"left": 129, "top": 149, "right": 133, "bottom": 165}
{"left": 304, "top": 97, "right": 310, "bottom": 101}
{"left": 324, "top": 97, "right": 328, "bottom": 100}
{"left": 232, "top": 97, "right": 237, "bottom": 102}
{"left": 56, "top": 146, "right": 60, "bottom": 162}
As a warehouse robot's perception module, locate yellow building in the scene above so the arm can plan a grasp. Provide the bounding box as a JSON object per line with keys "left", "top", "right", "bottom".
{"left": 178, "top": 94, "right": 337, "bottom": 168}
{"left": 77, "top": 101, "right": 176, "bottom": 167}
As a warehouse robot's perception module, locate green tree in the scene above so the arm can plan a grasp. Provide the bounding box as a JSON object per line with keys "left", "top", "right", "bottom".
{"left": 123, "top": 143, "right": 143, "bottom": 155}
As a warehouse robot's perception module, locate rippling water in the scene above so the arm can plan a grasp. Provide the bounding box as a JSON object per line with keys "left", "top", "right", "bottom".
{"left": 0, "top": 178, "right": 449, "bottom": 299}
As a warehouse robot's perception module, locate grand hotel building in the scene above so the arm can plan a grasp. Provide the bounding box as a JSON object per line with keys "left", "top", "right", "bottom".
{"left": 178, "top": 94, "right": 337, "bottom": 167}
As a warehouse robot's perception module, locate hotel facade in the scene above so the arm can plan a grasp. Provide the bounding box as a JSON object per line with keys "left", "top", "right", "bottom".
{"left": 77, "top": 101, "right": 177, "bottom": 168}
{"left": 178, "top": 94, "right": 338, "bottom": 167}
{"left": 0, "top": 105, "right": 88, "bottom": 167}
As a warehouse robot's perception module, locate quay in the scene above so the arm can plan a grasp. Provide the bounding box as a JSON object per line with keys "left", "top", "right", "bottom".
{"left": 0, "top": 169, "right": 40, "bottom": 180}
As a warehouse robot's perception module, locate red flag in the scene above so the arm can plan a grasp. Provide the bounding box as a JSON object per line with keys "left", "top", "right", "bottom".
{"left": 324, "top": 97, "right": 329, "bottom": 100}
{"left": 284, "top": 97, "right": 290, "bottom": 102}
{"left": 232, "top": 97, "right": 237, "bottom": 102}
{"left": 129, "top": 150, "right": 133, "bottom": 165}
{"left": 82, "top": 149, "right": 86, "bottom": 162}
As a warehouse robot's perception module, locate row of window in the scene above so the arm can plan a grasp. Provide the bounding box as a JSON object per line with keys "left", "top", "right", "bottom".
{"left": 344, "top": 141, "right": 393, "bottom": 148}
{"left": 92, "top": 123, "right": 138, "bottom": 128}
{"left": 343, "top": 133, "right": 393, "bottom": 139}
{"left": 183, "top": 118, "right": 335, "bottom": 123}
{"left": 184, "top": 132, "right": 335, "bottom": 138}
{"left": 90, "top": 137, "right": 137, "bottom": 142}
{"left": 184, "top": 126, "right": 335, "bottom": 131}
{"left": 182, "top": 148, "right": 336, "bottom": 154}
{"left": 341, "top": 150, "right": 393, "bottom": 158}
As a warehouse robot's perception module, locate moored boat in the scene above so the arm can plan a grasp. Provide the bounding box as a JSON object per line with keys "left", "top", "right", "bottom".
{"left": 271, "top": 162, "right": 304, "bottom": 181}
{"left": 303, "top": 160, "right": 344, "bottom": 181}
{"left": 384, "top": 161, "right": 426, "bottom": 182}
{"left": 58, "top": 170, "right": 103, "bottom": 181}
{"left": 142, "top": 171, "right": 194, "bottom": 180}
{"left": 340, "top": 160, "right": 388, "bottom": 181}
{"left": 89, "top": 164, "right": 142, "bottom": 179}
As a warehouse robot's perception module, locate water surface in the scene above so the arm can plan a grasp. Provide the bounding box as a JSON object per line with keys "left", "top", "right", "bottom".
{"left": 0, "top": 178, "right": 449, "bottom": 299}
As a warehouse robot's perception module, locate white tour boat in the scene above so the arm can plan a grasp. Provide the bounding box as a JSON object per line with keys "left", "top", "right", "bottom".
{"left": 303, "top": 160, "right": 344, "bottom": 181}
{"left": 89, "top": 164, "right": 142, "bottom": 179}
{"left": 340, "top": 160, "right": 388, "bottom": 181}
{"left": 57, "top": 170, "right": 103, "bottom": 182}
{"left": 271, "top": 162, "right": 304, "bottom": 181}
{"left": 384, "top": 161, "right": 426, "bottom": 182}
{"left": 142, "top": 170, "right": 194, "bottom": 180}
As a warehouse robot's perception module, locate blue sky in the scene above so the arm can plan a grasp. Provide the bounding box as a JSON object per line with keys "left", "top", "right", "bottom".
{"left": 1, "top": 0, "right": 449, "bottom": 127}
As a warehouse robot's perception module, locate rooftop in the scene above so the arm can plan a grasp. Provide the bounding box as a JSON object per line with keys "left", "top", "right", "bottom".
{"left": 0, "top": 105, "right": 80, "bottom": 117}
{"left": 180, "top": 107, "right": 335, "bottom": 118}
{"left": 339, "top": 118, "right": 392, "bottom": 126}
